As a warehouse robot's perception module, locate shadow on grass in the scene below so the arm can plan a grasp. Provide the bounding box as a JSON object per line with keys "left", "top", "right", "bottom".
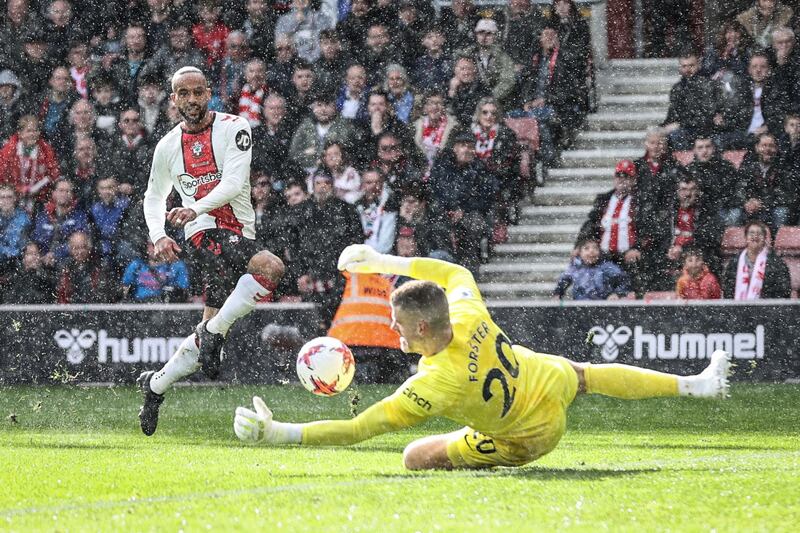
{"left": 374, "top": 467, "right": 662, "bottom": 481}
{"left": 616, "top": 442, "right": 795, "bottom": 452}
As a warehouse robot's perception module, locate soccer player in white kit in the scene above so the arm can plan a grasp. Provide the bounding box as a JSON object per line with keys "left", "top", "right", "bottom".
{"left": 137, "top": 66, "right": 284, "bottom": 436}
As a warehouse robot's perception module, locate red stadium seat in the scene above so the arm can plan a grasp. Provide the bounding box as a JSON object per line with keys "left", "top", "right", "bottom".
{"left": 504, "top": 117, "right": 540, "bottom": 180}
{"left": 721, "top": 226, "right": 746, "bottom": 257}
{"left": 774, "top": 226, "right": 800, "bottom": 256}
{"left": 781, "top": 257, "right": 800, "bottom": 297}
{"left": 722, "top": 150, "right": 746, "bottom": 169}
{"left": 672, "top": 150, "right": 693, "bottom": 166}
{"left": 643, "top": 291, "right": 678, "bottom": 300}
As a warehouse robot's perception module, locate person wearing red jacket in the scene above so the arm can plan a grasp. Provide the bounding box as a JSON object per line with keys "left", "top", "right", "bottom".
{"left": 192, "top": 1, "right": 230, "bottom": 69}
{"left": 0, "top": 115, "right": 61, "bottom": 212}
{"left": 675, "top": 248, "right": 722, "bottom": 300}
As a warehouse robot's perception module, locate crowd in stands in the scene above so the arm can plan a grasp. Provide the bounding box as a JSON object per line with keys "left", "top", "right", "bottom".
{"left": 0, "top": 0, "right": 594, "bottom": 311}
{"left": 557, "top": 1, "right": 800, "bottom": 302}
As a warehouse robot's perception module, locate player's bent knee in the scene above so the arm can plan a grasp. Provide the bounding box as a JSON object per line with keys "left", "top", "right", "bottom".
{"left": 248, "top": 250, "right": 284, "bottom": 281}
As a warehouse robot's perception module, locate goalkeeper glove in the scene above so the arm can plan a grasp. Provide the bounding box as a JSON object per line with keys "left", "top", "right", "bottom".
{"left": 337, "top": 244, "right": 411, "bottom": 276}
{"left": 234, "top": 396, "right": 302, "bottom": 445}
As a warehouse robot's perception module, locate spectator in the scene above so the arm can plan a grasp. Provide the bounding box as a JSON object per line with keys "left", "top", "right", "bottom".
{"left": 31, "top": 178, "right": 91, "bottom": 266}
{"left": 65, "top": 137, "right": 104, "bottom": 209}
{"left": 0, "top": 184, "right": 30, "bottom": 278}
{"left": 502, "top": 0, "right": 545, "bottom": 69}
{"left": 731, "top": 132, "right": 794, "bottom": 232}
{"left": 685, "top": 136, "right": 740, "bottom": 224}
{"left": 662, "top": 172, "right": 723, "bottom": 283}
{"left": 359, "top": 23, "right": 402, "bottom": 87}
{"left": 122, "top": 240, "right": 190, "bottom": 302}
{"left": 634, "top": 127, "right": 676, "bottom": 222}
{"left": 103, "top": 24, "right": 150, "bottom": 106}
{"left": 275, "top": 0, "right": 334, "bottom": 63}
{"left": 714, "top": 50, "right": 790, "bottom": 148}
{"left": 517, "top": 25, "right": 582, "bottom": 163}
{"left": 552, "top": 0, "right": 592, "bottom": 71}
{"left": 701, "top": 19, "right": 753, "bottom": 80}
{"left": 394, "top": 0, "right": 428, "bottom": 68}
{"left": 90, "top": 176, "right": 131, "bottom": 271}
{"left": 192, "top": 0, "right": 230, "bottom": 69}
{"left": 337, "top": 63, "right": 369, "bottom": 122}
{"left": 89, "top": 75, "right": 123, "bottom": 134}
{"left": 0, "top": 0, "right": 44, "bottom": 80}
{"left": 412, "top": 26, "right": 451, "bottom": 93}
{"left": 337, "top": 0, "right": 375, "bottom": 54}
{"left": 66, "top": 41, "right": 92, "bottom": 100}
{"left": 576, "top": 160, "right": 663, "bottom": 294}
{"left": 314, "top": 29, "right": 350, "bottom": 91}
{"left": 37, "top": 66, "right": 80, "bottom": 144}
{"left": 373, "top": 131, "right": 423, "bottom": 200}
{"left": 393, "top": 183, "right": 453, "bottom": 259}
{"left": 283, "top": 59, "right": 316, "bottom": 131}
{"left": 213, "top": 31, "right": 250, "bottom": 112}
{"left": 429, "top": 131, "right": 496, "bottom": 273}
{"left": 0, "top": 115, "right": 61, "bottom": 211}
{"left": 140, "top": 22, "right": 205, "bottom": 93}
{"left": 364, "top": 89, "right": 412, "bottom": 154}
{"left": 723, "top": 220, "right": 791, "bottom": 298}
{"left": 447, "top": 54, "right": 492, "bottom": 128}
{"left": 251, "top": 93, "right": 295, "bottom": 175}
{"left": 268, "top": 178, "right": 309, "bottom": 298}
{"left": 16, "top": 26, "right": 56, "bottom": 95}
{"left": 56, "top": 231, "right": 115, "bottom": 303}
{"left": 317, "top": 141, "right": 361, "bottom": 204}
{"left": 43, "top": 0, "right": 81, "bottom": 63}
{"left": 289, "top": 88, "right": 365, "bottom": 170}
{"left": 675, "top": 247, "right": 722, "bottom": 299}
{"left": 266, "top": 34, "right": 298, "bottom": 96}
{"left": 294, "top": 172, "right": 363, "bottom": 331}
{"left": 2, "top": 242, "right": 55, "bottom": 304}
{"left": 355, "top": 167, "right": 396, "bottom": 253}
{"left": 471, "top": 96, "right": 520, "bottom": 235}
{"left": 459, "top": 18, "right": 516, "bottom": 105}
{"left": 767, "top": 26, "right": 799, "bottom": 96}
{"left": 235, "top": 58, "right": 269, "bottom": 126}
{"left": 736, "top": 0, "right": 792, "bottom": 48}
{"left": 53, "top": 99, "right": 111, "bottom": 168}
{"left": 414, "top": 89, "right": 458, "bottom": 172}
{"left": 662, "top": 48, "right": 717, "bottom": 150}
{"left": 384, "top": 64, "right": 416, "bottom": 124}
{"left": 142, "top": 0, "right": 174, "bottom": 51}
{"left": 553, "top": 238, "right": 632, "bottom": 301}
{"left": 778, "top": 113, "right": 800, "bottom": 180}
{"left": 136, "top": 75, "right": 171, "bottom": 140}
{"left": 0, "top": 70, "right": 25, "bottom": 144}
{"left": 240, "top": 0, "right": 277, "bottom": 60}
{"left": 106, "top": 108, "right": 151, "bottom": 197}
{"left": 439, "top": 0, "right": 480, "bottom": 55}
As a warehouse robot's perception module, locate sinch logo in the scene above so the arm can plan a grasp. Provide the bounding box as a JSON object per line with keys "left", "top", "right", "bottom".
{"left": 53, "top": 329, "right": 98, "bottom": 364}
{"left": 589, "top": 325, "right": 633, "bottom": 361}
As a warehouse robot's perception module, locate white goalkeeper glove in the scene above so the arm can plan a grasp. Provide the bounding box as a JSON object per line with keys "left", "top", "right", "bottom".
{"left": 234, "top": 396, "right": 303, "bottom": 445}
{"left": 337, "top": 244, "right": 411, "bottom": 276}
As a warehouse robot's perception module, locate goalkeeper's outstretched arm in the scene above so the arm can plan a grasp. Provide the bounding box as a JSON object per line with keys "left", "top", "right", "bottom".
{"left": 337, "top": 244, "right": 479, "bottom": 296}
{"left": 234, "top": 396, "right": 427, "bottom": 446}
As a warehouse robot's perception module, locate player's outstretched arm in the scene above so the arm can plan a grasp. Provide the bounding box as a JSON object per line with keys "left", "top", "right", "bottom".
{"left": 338, "top": 244, "right": 478, "bottom": 294}
{"left": 234, "top": 396, "right": 423, "bottom": 446}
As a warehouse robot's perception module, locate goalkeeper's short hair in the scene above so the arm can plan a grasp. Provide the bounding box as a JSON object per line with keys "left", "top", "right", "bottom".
{"left": 391, "top": 280, "right": 450, "bottom": 331}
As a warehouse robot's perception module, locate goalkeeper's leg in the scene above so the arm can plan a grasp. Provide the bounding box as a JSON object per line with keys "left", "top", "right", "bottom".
{"left": 571, "top": 350, "right": 732, "bottom": 400}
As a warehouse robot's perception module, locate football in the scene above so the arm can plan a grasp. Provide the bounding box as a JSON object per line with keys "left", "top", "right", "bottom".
{"left": 296, "top": 336, "right": 356, "bottom": 396}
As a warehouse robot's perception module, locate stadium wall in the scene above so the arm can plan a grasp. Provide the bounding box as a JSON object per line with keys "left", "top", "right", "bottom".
{"left": 1, "top": 301, "right": 797, "bottom": 384}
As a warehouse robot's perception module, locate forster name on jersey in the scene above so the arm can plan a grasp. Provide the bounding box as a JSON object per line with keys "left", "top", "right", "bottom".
{"left": 144, "top": 112, "right": 255, "bottom": 244}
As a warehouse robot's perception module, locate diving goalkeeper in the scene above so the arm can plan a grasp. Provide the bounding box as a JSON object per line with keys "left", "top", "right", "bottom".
{"left": 234, "top": 245, "right": 732, "bottom": 470}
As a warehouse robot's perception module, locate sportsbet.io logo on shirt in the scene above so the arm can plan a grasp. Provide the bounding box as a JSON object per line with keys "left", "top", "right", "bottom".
{"left": 177, "top": 172, "right": 221, "bottom": 197}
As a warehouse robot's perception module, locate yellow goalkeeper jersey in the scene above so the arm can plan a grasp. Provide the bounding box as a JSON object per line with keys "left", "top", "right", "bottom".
{"left": 300, "top": 258, "right": 574, "bottom": 446}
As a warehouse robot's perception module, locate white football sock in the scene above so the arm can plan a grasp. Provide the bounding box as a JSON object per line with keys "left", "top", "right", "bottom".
{"left": 207, "top": 273, "right": 272, "bottom": 336}
{"left": 149, "top": 333, "right": 200, "bottom": 395}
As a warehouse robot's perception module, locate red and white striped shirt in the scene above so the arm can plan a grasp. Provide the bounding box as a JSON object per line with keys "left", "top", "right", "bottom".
{"left": 600, "top": 194, "right": 636, "bottom": 254}
{"left": 144, "top": 112, "right": 255, "bottom": 244}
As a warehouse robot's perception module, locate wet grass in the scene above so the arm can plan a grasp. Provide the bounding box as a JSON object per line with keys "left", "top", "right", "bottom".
{"left": 1, "top": 384, "right": 798, "bottom": 531}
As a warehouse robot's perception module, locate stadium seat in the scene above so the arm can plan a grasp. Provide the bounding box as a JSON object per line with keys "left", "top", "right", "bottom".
{"left": 774, "top": 226, "right": 800, "bottom": 256}
{"left": 720, "top": 226, "right": 746, "bottom": 257}
{"left": 722, "top": 150, "right": 746, "bottom": 169}
{"left": 504, "top": 117, "right": 539, "bottom": 180}
{"left": 780, "top": 257, "right": 800, "bottom": 298}
{"left": 643, "top": 291, "right": 678, "bottom": 300}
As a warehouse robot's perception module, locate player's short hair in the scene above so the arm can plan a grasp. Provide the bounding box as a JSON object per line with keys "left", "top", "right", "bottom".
{"left": 391, "top": 280, "right": 450, "bottom": 331}
{"left": 171, "top": 66, "right": 206, "bottom": 91}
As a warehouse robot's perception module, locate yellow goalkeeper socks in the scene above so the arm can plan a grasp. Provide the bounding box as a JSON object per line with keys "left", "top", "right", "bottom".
{"left": 584, "top": 364, "right": 679, "bottom": 399}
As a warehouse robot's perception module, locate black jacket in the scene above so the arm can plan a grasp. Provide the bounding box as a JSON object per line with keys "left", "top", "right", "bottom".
{"left": 722, "top": 249, "right": 792, "bottom": 298}
{"left": 294, "top": 196, "right": 363, "bottom": 280}
{"left": 686, "top": 156, "right": 740, "bottom": 209}
{"left": 717, "top": 76, "right": 790, "bottom": 135}
{"left": 663, "top": 75, "right": 716, "bottom": 134}
{"left": 734, "top": 158, "right": 796, "bottom": 209}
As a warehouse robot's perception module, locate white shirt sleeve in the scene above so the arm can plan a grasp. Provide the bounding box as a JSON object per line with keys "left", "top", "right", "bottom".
{"left": 143, "top": 142, "right": 173, "bottom": 244}
{"left": 190, "top": 122, "right": 252, "bottom": 216}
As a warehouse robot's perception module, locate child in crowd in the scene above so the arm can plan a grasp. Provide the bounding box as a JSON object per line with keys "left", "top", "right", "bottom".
{"left": 676, "top": 247, "right": 721, "bottom": 299}
{"left": 553, "top": 238, "right": 632, "bottom": 300}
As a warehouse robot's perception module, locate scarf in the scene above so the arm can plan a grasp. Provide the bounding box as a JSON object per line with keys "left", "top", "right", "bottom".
{"left": 420, "top": 116, "right": 448, "bottom": 163}
{"left": 16, "top": 141, "right": 39, "bottom": 186}
{"left": 734, "top": 248, "right": 768, "bottom": 300}
{"left": 473, "top": 123, "right": 498, "bottom": 160}
{"left": 238, "top": 83, "right": 268, "bottom": 127}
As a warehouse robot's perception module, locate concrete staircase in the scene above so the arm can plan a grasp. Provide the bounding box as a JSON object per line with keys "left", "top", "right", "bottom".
{"left": 478, "top": 58, "right": 677, "bottom": 300}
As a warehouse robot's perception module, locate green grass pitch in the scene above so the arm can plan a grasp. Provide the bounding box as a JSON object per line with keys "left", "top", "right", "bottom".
{"left": 1, "top": 383, "right": 799, "bottom": 531}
